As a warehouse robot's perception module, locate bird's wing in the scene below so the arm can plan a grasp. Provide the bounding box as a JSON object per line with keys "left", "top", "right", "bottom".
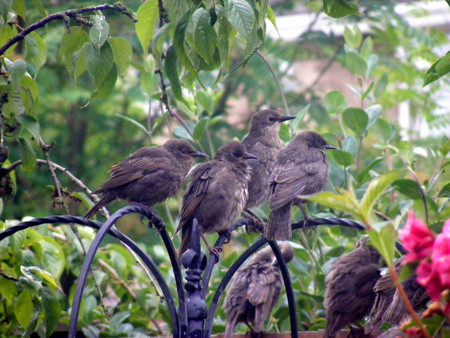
{"left": 96, "top": 148, "right": 170, "bottom": 192}
{"left": 176, "top": 162, "right": 215, "bottom": 233}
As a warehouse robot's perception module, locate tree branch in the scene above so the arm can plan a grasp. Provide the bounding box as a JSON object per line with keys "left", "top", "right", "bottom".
{"left": 0, "top": 4, "right": 136, "bottom": 56}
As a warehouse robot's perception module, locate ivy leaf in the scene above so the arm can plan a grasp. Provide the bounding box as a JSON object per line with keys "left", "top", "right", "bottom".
{"left": 192, "top": 8, "right": 217, "bottom": 64}
{"left": 14, "top": 290, "right": 34, "bottom": 330}
{"left": 18, "top": 138, "right": 36, "bottom": 172}
{"left": 226, "top": 0, "right": 255, "bottom": 38}
{"left": 325, "top": 90, "right": 347, "bottom": 114}
{"left": 360, "top": 170, "right": 405, "bottom": 222}
{"left": 41, "top": 287, "right": 61, "bottom": 337}
{"left": 25, "top": 32, "right": 47, "bottom": 70}
{"left": 109, "top": 37, "right": 132, "bottom": 75}
{"left": 343, "top": 108, "right": 368, "bottom": 136}
{"left": 135, "top": 0, "right": 159, "bottom": 54}
{"left": 89, "top": 14, "right": 110, "bottom": 50}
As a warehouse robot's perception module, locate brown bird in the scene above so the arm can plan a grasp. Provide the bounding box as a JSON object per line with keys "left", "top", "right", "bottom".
{"left": 223, "top": 242, "right": 295, "bottom": 337}
{"left": 365, "top": 257, "right": 429, "bottom": 336}
{"left": 265, "top": 131, "right": 336, "bottom": 240}
{"left": 242, "top": 109, "right": 295, "bottom": 211}
{"left": 85, "top": 140, "right": 207, "bottom": 219}
{"left": 177, "top": 141, "right": 256, "bottom": 257}
{"left": 324, "top": 236, "right": 382, "bottom": 338}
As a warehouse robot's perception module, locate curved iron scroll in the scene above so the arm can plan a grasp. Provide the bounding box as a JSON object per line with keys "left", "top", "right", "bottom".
{"left": 0, "top": 210, "right": 407, "bottom": 337}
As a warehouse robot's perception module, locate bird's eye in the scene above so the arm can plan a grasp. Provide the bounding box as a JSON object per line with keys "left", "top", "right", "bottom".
{"left": 233, "top": 152, "right": 242, "bottom": 158}
{"left": 268, "top": 117, "right": 275, "bottom": 122}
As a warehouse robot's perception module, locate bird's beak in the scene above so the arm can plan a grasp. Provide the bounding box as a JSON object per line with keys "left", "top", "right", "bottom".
{"left": 278, "top": 115, "right": 296, "bottom": 122}
{"left": 191, "top": 151, "right": 209, "bottom": 158}
{"left": 325, "top": 144, "right": 338, "bottom": 150}
{"left": 244, "top": 152, "right": 258, "bottom": 160}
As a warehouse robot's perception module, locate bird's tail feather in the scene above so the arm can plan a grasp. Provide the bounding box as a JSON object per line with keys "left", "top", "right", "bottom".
{"left": 178, "top": 225, "right": 192, "bottom": 262}
{"left": 265, "top": 203, "right": 292, "bottom": 240}
{"left": 84, "top": 195, "right": 112, "bottom": 219}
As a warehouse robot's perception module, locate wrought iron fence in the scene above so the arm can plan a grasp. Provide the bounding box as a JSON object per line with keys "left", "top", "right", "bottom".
{"left": 0, "top": 206, "right": 405, "bottom": 337}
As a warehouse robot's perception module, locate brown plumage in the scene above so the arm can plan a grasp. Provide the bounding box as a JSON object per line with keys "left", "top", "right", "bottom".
{"left": 365, "top": 256, "right": 429, "bottom": 336}
{"left": 242, "top": 109, "right": 295, "bottom": 210}
{"left": 265, "top": 131, "right": 336, "bottom": 240}
{"left": 324, "top": 237, "right": 382, "bottom": 338}
{"left": 85, "top": 140, "right": 207, "bottom": 219}
{"left": 176, "top": 142, "right": 256, "bottom": 257}
{"left": 223, "top": 243, "right": 295, "bottom": 337}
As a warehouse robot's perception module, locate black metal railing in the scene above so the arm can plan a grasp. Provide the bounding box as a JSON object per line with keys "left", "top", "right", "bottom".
{"left": 0, "top": 206, "right": 405, "bottom": 337}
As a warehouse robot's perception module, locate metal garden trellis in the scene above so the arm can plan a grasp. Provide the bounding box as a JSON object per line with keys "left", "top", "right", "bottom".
{"left": 0, "top": 205, "right": 403, "bottom": 338}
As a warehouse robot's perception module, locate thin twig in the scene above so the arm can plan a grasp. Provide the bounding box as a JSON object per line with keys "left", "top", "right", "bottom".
{"left": 98, "top": 259, "right": 137, "bottom": 299}
{"left": 0, "top": 4, "right": 136, "bottom": 56}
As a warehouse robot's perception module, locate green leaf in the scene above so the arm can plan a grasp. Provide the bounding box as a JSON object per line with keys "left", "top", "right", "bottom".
{"left": 192, "top": 8, "right": 217, "bottom": 64}
{"left": 164, "top": 45, "right": 185, "bottom": 104}
{"left": 0, "top": 0, "right": 12, "bottom": 25}
{"left": 294, "top": 104, "right": 310, "bottom": 130}
{"left": 196, "top": 91, "right": 214, "bottom": 114}
{"left": 72, "top": 43, "right": 89, "bottom": 81}
{"left": 438, "top": 183, "right": 450, "bottom": 198}
{"left": 307, "top": 189, "right": 362, "bottom": 220}
{"left": 135, "top": 0, "right": 159, "bottom": 54}
{"left": 0, "top": 277, "right": 17, "bottom": 303}
{"left": 24, "top": 32, "right": 47, "bottom": 70}
{"left": 17, "top": 114, "right": 40, "bottom": 139}
{"left": 329, "top": 149, "right": 354, "bottom": 166}
{"left": 12, "top": 0, "right": 26, "bottom": 19}
{"left": 367, "top": 224, "right": 397, "bottom": 263}
{"left": 58, "top": 26, "right": 89, "bottom": 73}
{"left": 5, "top": 59, "right": 27, "bottom": 89}
{"left": 14, "top": 290, "right": 34, "bottom": 330}
{"left": 374, "top": 73, "right": 389, "bottom": 99}
{"left": 323, "top": 0, "right": 360, "bottom": 18}
{"left": 424, "top": 51, "right": 450, "bottom": 86}
{"left": 366, "top": 54, "right": 378, "bottom": 78}
{"left": 86, "top": 42, "right": 113, "bottom": 86}
{"left": 266, "top": 5, "right": 278, "bottom": 34}
{"left": 360, "top": 170, "right": 405, "bottom": 222}
{"left": 193, "top": 118, "right": 209, "bottom": 141}
{"left": 40, "top": 238, "right": 65, "bottom": 280}
{"left": 343, "top": 135, "right": 358, "bottom": 156}
{"left": 89, "top": 14, "right": 110, "bottom": 49}
{"left": 41, "top": 287, "right": 61, "bottom": 337}
{"left": 226, "top": 0, "right": 255, "bottom": 37}
{"left": 360, "top": 37, "right": 373, "bottom": 60}
{"left": 393, "top": 179, "right": 423, "bottom": 200}
{"left": 355, "top": 157, "right": 383, "bottom": 183}
{"left": 324, "top": 90, "right": 347, "bottom": 114}
{"left": 109, "top": 37, "right": 132, "bottom": 75}
{"left": 18, "top": 138, "right": 36, "bottom": 172}
{"left": 373, "top": 118, "right": 396, "bottom": 144}
{"left": 343, "top": 26, "right": 362, "bottom": 49}
{"left": 91, "top": 65, "right": 117, "bottom": 100}
{"left": 345, "top": 51, "right": 367, "bottom": 78}
{"left": 366, "top": 105, "right": 382, "bottom": 129}
{"left": 0, "top": 24, "right": 18, "bottom": 56}
{"left": 115, "top": 114, "right": 150, "bottom": 136}
{"left": 141, "top": 71, "right": 157, "bottom": 98}
{"left": 343, "top": 107, "right": 368, "bottom": 136}
{"left": 21, "top": 76, "right": 38, "bottom": 100}
{"left": 361, "top": 81, "right": 374, "bottom": 100}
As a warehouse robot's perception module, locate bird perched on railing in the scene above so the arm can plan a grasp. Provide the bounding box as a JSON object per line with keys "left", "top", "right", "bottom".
{"left": 365, "top": 256, "right": 429, "bottom": 336}
{"left": 324, "top": 236, "right": 382, "bottom": 338}
{"left": 223, "top": 242, "right": 295, "bottom": 338}
{"left": 265, "top": 131, "right": 336, "bottom": 240}
{"left": 242, "top": 109, "right": 295, "bottom": 216}
{"left": 84, "top": 140, "right": 207, "bottom": 219}
{"left": 177, "top": 141, "right": 256, "bottom": 258}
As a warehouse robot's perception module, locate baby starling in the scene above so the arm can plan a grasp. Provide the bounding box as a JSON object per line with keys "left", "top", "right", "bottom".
{"left": 265, "top": 131, "right": 336, "bottom": 240}
{"left": 223, "top": 242, "right": 295, "bottom": 337}
{"left": 365, "top": 257, "right": 429, "bottom": 336}
{"left": 177, "top": 141, "right": 256, "bottom": 257}
{"left": 85, "top": 140, "right": 207, "bottom": 218}
{"left": 242, "top": 109, "right": 295, "bottom": 211}
{"left": 324, "top": 237, "right": 382, "bottom": 338}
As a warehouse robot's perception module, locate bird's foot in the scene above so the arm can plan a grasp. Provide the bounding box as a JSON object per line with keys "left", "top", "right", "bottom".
{"left": 221, "top": 229, "right": 232, "bottom": 244}
{"left": 208, "top": 246, "right": 222, "bottom": 261}
{"left": 243, "top": 209, "right": 265, "bottom": 233}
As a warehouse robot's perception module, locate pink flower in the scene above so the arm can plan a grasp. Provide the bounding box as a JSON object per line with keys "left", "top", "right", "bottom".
{"left": 431, "top": 220, "right": 450, "bottom": 288}
{"left": 417, "top": 260, "right": 443, "bottom": 301}
{"left": 399, "top": 210, "right": 435, "bottom": 263}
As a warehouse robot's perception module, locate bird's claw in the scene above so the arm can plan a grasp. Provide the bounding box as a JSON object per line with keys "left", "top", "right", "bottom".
{"left": 209, "top": 246, "right": 222, "bottom": 260}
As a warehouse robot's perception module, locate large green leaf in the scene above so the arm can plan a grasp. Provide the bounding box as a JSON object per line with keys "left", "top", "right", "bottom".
{"left": 110, "top": 37, "right": 132, "bottom": 75}
{"left": 91, "top": 65, "right": 118, "bottom": 100}
{"left": 17, "top": 115, "right": 40, "bottom": 140}
{"left": 5, "top": 59, "right": 27, "bottom": 89}
{"left": 360, "top": 170, "right": 405, "bottom": 222}
{"left": 366, "top": 104, "right": 382, "bottom": 129}
{"left": 345, "top": 51, "right": 367, "bottom": 78}
{"left": 307, "top": 189, "right": 362, "bottom": 220}
{"left": 373, "top": 118, "right": 396, "bottom": 144}
{"left": 424, "top": 51, "right": 450, "bottom": 86}
{"left": 24, "top": 32, "right": 47, "bottom": 70}
{"left": 374, "top": 73, "right": 389, "bottom": 99}
{"left": 14, "top": 290, "right": 34, "bottom": 330}
{"left": 86, "top": 42, "right": 114, "bottom": 86}
{"left": 0, "top": 277, "right": 17, "bottom": 303}
{"left": 41, "top": 287, "right": 61, "bottom": 337}
{"left": 89, "top": 14, "right": 110, "bottom": 50}
{"left": 328, "top": 149, "right": 354, "bottom": 167}
{"left": 135, "top": 0, "right": 159, "bottom": 54}
{"left": 192, "top": 8, "right": 217, "bottom": 64}
{"left": 193, "top": 118, "right": 209, "bottom": 141}
{"left": 164, "top": 45, "right": 185, "bottom": 104}
{"left": 18, "top": 138, "right": 36, "bottom": 172}
{"left": 226, "top": 0, "right": 255, "bottom": 38}
{"left": 0, "top": 24, "right": 18, "bottom": 56}
{"left": 343, "top": 107, "right": 368, "bottom": 136}
{"left": 343, "top": 26, "right": 362, "bottom": 49}
{"left": 367, "top": 224, "right": 397, "bottom": 263}
{"left": 323, "top": 0, "right": 360, "bottom": 18}
{"left": 58, "top": 26, "right": 89, "bottom": 73}
{"left": 360, "top": 37, "right": 373, "bottom": 61}
{"left": 324, "top": 90, "right": 347, "bottom": 114}
{"left": 393, "top": 179, "right": 423, "bottom": 200}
